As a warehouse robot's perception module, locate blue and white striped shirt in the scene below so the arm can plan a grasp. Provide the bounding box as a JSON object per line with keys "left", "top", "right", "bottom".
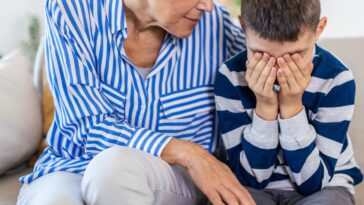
{"left": 215, "top": 46, "right": 363, "bottom": 195}
{"left": 20, "top": 0, "right": 245, "bottom": 184}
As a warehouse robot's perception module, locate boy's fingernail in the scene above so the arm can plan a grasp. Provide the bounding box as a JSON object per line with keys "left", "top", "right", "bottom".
{"left": 292, "top": 54, "right": 300, "bottom": 59}
{"left": 263, "top": 53, "right": 270, "bottom": 60}
{"left": 254, "top": 53, "right": 262, "bottom": 58}
{"left": 277, "top": 57, "right": 284, "bottom": 64}
{"left": 269, "top": 57, "right": 276, "bottom": 64}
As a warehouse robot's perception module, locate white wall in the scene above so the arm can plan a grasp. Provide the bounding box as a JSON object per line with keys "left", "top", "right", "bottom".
{"left": 0, "top": 0, "right": 45, "bottom": 55}
{"left": 0, "top": 0, "right": 363, "bottom": 56}
{"left": 321, "top": 0, "right": 364, "bottom": 38}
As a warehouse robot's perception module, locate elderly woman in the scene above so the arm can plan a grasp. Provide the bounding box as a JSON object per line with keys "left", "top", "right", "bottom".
{"left": 17, "top": 0, "right": 254, "bottom": 204}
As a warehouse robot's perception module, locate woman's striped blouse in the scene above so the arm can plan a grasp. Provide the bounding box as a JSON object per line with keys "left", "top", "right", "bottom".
{"left": 20, "top": 0, "right": 246, "bottom": 183}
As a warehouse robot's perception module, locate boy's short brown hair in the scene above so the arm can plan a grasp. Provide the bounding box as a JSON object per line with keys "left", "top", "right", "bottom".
{"left": 241, "top": 0, "right": 321, "bottom": 42}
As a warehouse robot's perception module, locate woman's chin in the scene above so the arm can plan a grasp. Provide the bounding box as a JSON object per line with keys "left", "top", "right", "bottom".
{"left": 167, "top": 23, "right": 197, "bottom": 38}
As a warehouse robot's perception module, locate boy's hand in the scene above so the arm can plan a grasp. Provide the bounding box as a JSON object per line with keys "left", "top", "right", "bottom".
{"left": 277, "top": 54, "right": 313, "bottom": 119}
{"left": 246, "top": 53, "right": 278, "bottom": 121}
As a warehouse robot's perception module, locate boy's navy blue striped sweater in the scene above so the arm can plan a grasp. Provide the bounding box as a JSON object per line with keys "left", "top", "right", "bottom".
{"left": 215, "top": 45, "right": 363, "bottom": 195}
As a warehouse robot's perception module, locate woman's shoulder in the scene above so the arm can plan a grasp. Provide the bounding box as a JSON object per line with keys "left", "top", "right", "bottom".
{"left": 45, "top": 0, "right": 106, "bottom": 38}
{"left": 198, "top": 3, "right": 242, "bottom": 40}
{"left": 201, "top": 3, "right": 234, "bottom": 24}
{"left": 45, "top": 0, "right": 91, "bottom": 17}
{"left": 45, "top": 0, "right": 93, "bottom": 27}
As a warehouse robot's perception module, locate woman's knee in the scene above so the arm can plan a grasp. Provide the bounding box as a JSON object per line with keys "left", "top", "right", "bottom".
{"left": 82, "top": 147, "right": 148, "bottom": 182}
{"left": 17, "top": 172, "right": 83, "bottom": 205}
{"left": 81, "top": 147, "right": 155, "bottom": 204}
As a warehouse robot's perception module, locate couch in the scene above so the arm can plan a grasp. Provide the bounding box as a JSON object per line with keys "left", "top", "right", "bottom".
{"left": 0, "top": 38, "right": 363, "bottom": 205}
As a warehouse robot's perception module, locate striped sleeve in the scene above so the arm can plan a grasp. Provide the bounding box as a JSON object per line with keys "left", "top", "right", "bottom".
{"left": 45, "top": 0, "right": 172, "bottom": 157}
{"left": 278, "top": 70, "right": 356, "bottom": 195}
{"left": 218, "top": 6, "right": 246, "bottom": 59}
{"left": 215, "top": 63, "right": 279, "bottom": 189}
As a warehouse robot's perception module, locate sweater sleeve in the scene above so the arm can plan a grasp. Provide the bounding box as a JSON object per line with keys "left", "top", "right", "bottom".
{"left": 278, "top": 70, "right": 356, "bottom": 195}
{"left": 215, "top": 63, "right": 279, "bottom": 189}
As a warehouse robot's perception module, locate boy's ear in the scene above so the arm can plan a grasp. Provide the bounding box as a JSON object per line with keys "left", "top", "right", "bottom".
{"left": 314, "top": 17, "right": 327, "bottom": 41}
{"left": 238, "top": 15, "right": 246, "bottom": 31}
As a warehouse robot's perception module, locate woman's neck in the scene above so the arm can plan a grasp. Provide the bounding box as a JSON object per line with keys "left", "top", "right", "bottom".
{"left": 123, "top": 0, "right": 164, "bottom": 35}
{"left": 122, "top": 0, "right": 167, "bottom": 68}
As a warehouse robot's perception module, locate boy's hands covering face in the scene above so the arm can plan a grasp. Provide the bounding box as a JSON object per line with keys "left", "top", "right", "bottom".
{"left": 246, "top": 53, "right": 313, "bottom": 120}
{"left": 277, "top": 54, "right": 313, "bottom": 118}
{"left": 246, "top": 53, "right": 278, "bottom": 121}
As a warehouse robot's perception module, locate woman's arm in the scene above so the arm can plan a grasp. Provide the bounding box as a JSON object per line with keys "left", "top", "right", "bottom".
{"left": 161, "top": 138, "right": 255, "bottom": 205}
{"left": 45, "top": 0, "right": 172, "bottom": 157}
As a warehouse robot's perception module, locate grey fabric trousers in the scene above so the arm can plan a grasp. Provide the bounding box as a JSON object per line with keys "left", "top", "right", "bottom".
{"left": 17, "top": 147, "right": 207, "bottom": 205}
{"left": 247, "top": 186, "right": 355, "bottom": 205}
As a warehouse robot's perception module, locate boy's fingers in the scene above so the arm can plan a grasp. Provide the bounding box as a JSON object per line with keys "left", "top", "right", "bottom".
{"left": 309, "top": 62, "right": 314, "bottom": 73}
{"left": 282, "top": 55, "right": 306, "bottom": 87}
{"left": 247, "top": 53, "right": 263, "bottom": 78}
{"left": 246, "top": 60, "right": 252, "bottom": 79}
{"left": 277, "top": 58, "right": 298, "bottom": 90}
{"left": 277, "top": 69, "right": 289, "bottom": 91}
{"left": 257, "top": 57, "right": 275, "bottom": 90}
{"left": 292, "top": 53, "right": 310, "bottom": 77}
{"left": 263, "top": 67, "right": 277, "bottom": 92}
{"left": 249, "top": 52, "right": 263, "bottom": 67}
{"left": 251, "top": 53, "right": 270, "bottom": 83}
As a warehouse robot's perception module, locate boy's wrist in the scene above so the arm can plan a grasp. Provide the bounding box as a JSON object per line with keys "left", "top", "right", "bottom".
{"left": 256, "top": 102, "right": 278, "bottom": 121}
{"left": 279, "top": 102, "right": 303, "bottom": 119}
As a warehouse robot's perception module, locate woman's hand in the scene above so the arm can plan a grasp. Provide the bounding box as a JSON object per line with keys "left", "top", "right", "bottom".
{"left": 246, "top": 53, "right": 278, "bottom": 121}
{"left": 161, "top": 138, "right": 256, "bottom": 205}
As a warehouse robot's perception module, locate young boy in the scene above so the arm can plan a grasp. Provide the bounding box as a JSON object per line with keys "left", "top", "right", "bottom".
{"left": 215, "top": 0, "right": 363, "bottom": 204}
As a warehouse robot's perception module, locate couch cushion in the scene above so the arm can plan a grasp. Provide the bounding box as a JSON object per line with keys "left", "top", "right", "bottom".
{"left": 318, "top": 37, "right": 364, "bottom": 204}
{"left": 0, "top": 51, "right": 42, "bottom": 174}
{"left": 0, "top": 167, "right": 33, "bottom": 205}
{"left": 28, "top": 67, "right": 54, "bottom": 166}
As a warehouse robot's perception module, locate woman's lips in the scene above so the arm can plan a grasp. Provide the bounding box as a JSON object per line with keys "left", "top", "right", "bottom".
{"left": 183, "top": 16, "right": 200, "bottom": 25}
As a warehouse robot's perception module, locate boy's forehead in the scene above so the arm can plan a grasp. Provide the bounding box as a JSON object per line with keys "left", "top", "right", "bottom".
{"left": 246, "top": 29, "right": 315, "bottom": 57}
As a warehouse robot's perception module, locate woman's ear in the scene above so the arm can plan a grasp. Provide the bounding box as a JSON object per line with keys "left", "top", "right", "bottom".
{"left": 238, "top": 15, "right": 246, "bottom": 31}
{"left": 314, "top": 17, "right": 327, "bottom": 41}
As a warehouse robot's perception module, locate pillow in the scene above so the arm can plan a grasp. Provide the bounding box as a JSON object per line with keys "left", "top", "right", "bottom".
{"left": 28, "top": 66, "right": 54, "bottom": 166}
{"left": 42, "top": 67, "right": 54, "bottom": 142}
{"left": 0, "top": 50, "right": 42, "bottom": 174}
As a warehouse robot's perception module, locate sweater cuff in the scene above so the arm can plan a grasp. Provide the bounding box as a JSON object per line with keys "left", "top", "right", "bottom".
{"left": 244, "top": 110, "right": 279, "bottom": 149}
{"left": 278, "top": 107, "right": 316, "bottom": 150}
